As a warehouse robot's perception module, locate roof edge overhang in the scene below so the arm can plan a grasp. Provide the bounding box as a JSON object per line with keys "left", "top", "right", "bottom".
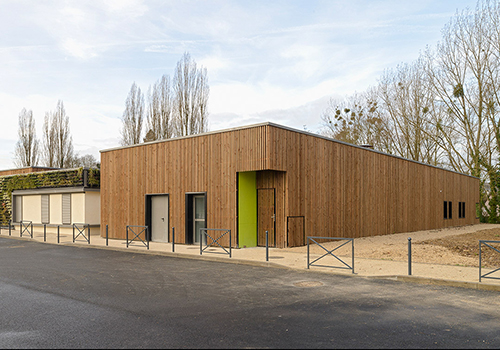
{"left": 12, "top": 186, "right": 100, "bottom": 196}
{"left": 99, "top": 121, "right": 479, "bottom": 181}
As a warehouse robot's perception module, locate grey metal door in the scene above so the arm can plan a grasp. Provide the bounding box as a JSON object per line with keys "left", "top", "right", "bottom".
{"left": 151, "top": 195, "right": 169, "bottom": 242}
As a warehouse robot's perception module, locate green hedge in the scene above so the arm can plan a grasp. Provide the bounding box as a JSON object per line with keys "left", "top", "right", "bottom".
{"left": 0, "top": 168, "right": 100, "bottom": 226}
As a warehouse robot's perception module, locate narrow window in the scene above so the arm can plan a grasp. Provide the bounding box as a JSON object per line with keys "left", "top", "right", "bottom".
{"left": 62, "top": 193, "right": 71, "bottom": 225}
{"left": 459, "top": 202, "right": 466, "bottom": 219}
{"left": 448, "top": 201, "right": 453, "bottom": 220}
{"left": 41, "top": 195, "right": 50, "bottom": 224}
{"left": 444, "top": 201, "right": 448, "bottom": 219}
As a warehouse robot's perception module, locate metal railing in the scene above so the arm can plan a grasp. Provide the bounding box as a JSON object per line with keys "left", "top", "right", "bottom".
{"left": 479, "top": 240, "right": 500, "bottom": 282}
{"left": 126, "top": 225, "right": 149, "bottom": 250}
{"left": 307, "top": 236, "right": 354, "bottom": 273}
{"left": 200, "top": 228, "right": 231, "bottom": 257}
{"left": 20, "top": 220, "right": 33, "bottom": 238}
{"left": 73, "top": 223, "right": 91, "bottom": 244}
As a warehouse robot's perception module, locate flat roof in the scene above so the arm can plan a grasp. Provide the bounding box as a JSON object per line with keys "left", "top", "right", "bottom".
{"left": 100, "top": 121, "right": 479, "bottom": 180}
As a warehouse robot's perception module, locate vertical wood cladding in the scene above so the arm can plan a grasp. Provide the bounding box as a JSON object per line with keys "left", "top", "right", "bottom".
{"left": 101, "top": 123, "right": 480, "bottom": 248}
{"left": 267, "top": 126, "right": 480, "bottom": 242}
{"left": 101, "top": 125, "right": 269, "bottom": 246}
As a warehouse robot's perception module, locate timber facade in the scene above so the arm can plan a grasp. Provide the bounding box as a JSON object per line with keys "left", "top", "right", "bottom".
{"left": 100, "top": 122, "right": 480, "bottom": 248}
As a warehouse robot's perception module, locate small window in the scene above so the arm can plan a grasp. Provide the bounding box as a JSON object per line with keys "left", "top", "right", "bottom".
{"left": 41, "top": 195, "right": 50, "bottom": 224}
{"left": 458, "top": 202, "right": 465, "bottom": 219}
{"left": 62, "top": 193, "right": 71, "bottom": 225}
{"left": 448, "top": 201, "right": 453, "bottom": 220}
{"left": 444, "top": 201, "right": 448, "bottom": 220}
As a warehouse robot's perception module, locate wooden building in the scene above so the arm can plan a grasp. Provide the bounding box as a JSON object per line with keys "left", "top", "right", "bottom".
{"left": 100, "top": 122, "right": 480, "bottom": 248}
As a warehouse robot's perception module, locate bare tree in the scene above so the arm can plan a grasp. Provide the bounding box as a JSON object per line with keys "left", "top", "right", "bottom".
{"left": 68, "top": 153, "right": 98, "bottom": 168}
{"left": 378, "top": 57, "right": 444, "bottom": 166}
{"left": 42, "top": 101, "right": 74, "bottom": 168}
{"left": 42, "top": 112, "right": 57, "bottom": 168}
{"left": 14, "top": 108, "right": 39, "bottom": 167}
{"left": 173, "top": 53, "right": 209, "bottom": 136}
{"left": 120, "top": 82, "right": 145, "bottom": 145}
{"left": 145, "top": 75, "right": 174, "bottom": 141}
{"left": 423, "top": 4, "right": 495, "bottom": 178}
{"left": 321, "top": 90, "right": 391, "bottom": 152}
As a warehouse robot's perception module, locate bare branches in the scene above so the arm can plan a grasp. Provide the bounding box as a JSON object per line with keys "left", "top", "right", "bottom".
{"left": 14, "top": 108, "right": 39, "bottom": 167}
{"left": 173, "top": 52, "right": 209, "bottom": 137}
{"left": 321, "top": 90, "right": 391, "bottom": 153}
{"left": 145, "top": 75, "right": 173, "bottom": 142}
{"left": 120, "top": 82, "right": 145, "bottom": 146}
{"left": 129, "top": 52, "right": 210, "bottom": 144}
{"left": 42, "top": 101, "right": 74, "bottom": 168}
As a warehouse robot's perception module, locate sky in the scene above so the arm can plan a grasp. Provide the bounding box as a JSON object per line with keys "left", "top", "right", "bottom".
{"left": 0, "top": 0, "right": 480, "bottom": 169}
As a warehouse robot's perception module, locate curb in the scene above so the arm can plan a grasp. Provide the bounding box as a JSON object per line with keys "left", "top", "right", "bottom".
{"left": 2, "top": 234, "right": 500, "bottom": 292}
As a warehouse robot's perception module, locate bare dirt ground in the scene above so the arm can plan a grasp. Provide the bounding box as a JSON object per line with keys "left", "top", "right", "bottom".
{"left": 283, "top": 224, "right": 500, "bottom": 268}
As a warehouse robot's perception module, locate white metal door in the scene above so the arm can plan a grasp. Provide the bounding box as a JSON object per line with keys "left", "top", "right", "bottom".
{"left": 151, "top": 195, "right": 169, "bottom": 242}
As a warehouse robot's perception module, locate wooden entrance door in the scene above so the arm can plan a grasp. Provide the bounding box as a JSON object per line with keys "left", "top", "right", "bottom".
{"left": 257, "top": 188, "right": 275, "bottom": 247}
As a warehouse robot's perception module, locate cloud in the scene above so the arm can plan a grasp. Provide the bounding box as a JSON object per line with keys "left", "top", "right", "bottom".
{"left": 61, "top": 39, "right": 98, "bottom": 60}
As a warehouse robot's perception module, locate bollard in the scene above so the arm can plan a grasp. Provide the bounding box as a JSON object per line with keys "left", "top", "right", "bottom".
{"left": 106, "top": 225, "right": 108, "bottom": 246}
{"left": 200, "top": 228, "right": 203, "bottom": 255}
{"left": 57, "top": 226, "right": 60, "bottom": 243}
{"left": 229, "top": 229, "right": 232, "bottom": 258}
{"left": 408, "top": 237, "right": 412, "bottom": 276}
{"left": 9, "top": 220, "right": 11, "bottom": 236}
{"left": 266, "top": 231, "right": 269, "bottom": 262}
{"left": 44, "top": 224, "right": 46, "bottom": 242}
{"left": 88, "top": 225, "right": 91, "bottom": 245}
{"left": 172, "top": 227, "right": 175, "bottom": 252}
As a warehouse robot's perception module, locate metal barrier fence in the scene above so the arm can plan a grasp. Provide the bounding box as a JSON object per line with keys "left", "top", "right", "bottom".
{"left": 200, "top": 228, "right": 231, "bottom": 257}
{"left": 307, "top": 236, "right": 354, "bottom": 273}
{"left": 479, "top": 240, "right": 500, "bottom": 282}
{"left": 20, "top": 220, "right": 33, "bottom": 239}
{"left": 126, "top": 225, "right": 149, "bottom": 250}
{"left": 73, "top": 223, "right": 90, "bottom": 244}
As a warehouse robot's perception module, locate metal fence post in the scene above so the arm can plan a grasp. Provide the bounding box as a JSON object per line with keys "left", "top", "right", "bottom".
{"left": 266, "top": 231, "right": 269, "bottom": 262}
{"left": 172, "top": 227, "right": 175, "bottom": 252}
{"left": 106, "top": 225, "right": 108, "bottom": 246}
{"left": 44, "top": 224, "right": 46, "bottom": 242}
{"left": 30, "top": 222, "right": 33, "bottom": 239}
{"left": 229, "top": 229, "right": 232, "bottom": 258}
{"left": 57, "top": 226, "right": 60, "bottom": 244}
{"left": 146, "top": 226, "right": 149, "bottom": 250}
{"left": 307, "top": 238, "right": 310, "bottom": 269}
{"left": 9, "top": 220, "right": 12, "bottom": 236}
{"left": 479, "top": 241, "right": 482, "bottom": 282}
{"left": 352, "top": 239, "right": 355, "bottom": 274}
{"left": 73, "top": 224, "right": 75, "bottom": 243}
{"left": 88, "top": 224, "right": 91, "bottom": 244}
{"left": 408, "top": 237, "right": 412, "bottom": 276}
{"left": 126, "top": 226, "right": 129, "bottom": 248}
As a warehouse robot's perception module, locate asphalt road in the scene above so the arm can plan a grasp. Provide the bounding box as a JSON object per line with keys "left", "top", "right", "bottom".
{"left": 0, "top": 237, "right": 499, "bottom": 349}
